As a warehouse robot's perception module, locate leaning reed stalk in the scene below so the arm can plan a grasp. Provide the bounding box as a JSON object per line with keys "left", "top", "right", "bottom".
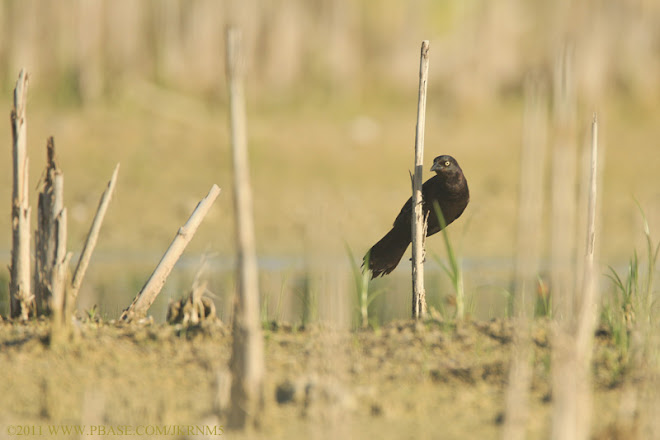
{"left": 120, "top": 184, "right": 221, "bottom": 321}
{"left": 70, "top": 163, "right": 120, "bottom": 303}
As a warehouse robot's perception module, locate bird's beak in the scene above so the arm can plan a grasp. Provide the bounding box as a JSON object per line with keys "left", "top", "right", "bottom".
{"left": 430, "top": 161, "right": 440, "bottom": 172}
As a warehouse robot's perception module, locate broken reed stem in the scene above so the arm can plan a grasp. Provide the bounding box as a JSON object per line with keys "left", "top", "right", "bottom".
{"left": 226, "top": 27, "right": 265, "bottom": 430}
{"left": 119, "top": 184, "right": 221, "bottom": 321}
{"left": 47, "top": 163, "right": 68, "bottom": 322}
{"left": 35, "top": 137, "right": 68, "bottom": 317}
{"left": 50, "top": 222, "right": 71, "bottom": 330}
{"left": 70, "top": 163, "right": 120, "bottom": 302}
{"left": 411, "top": 40, "right": 430, "bottom": 320}
{"left": 10, "top": 69, "right": 33, "bottom": 320}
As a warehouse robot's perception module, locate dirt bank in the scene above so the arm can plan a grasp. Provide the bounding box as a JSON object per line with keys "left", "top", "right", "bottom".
{"left": 0, "top": 318, "right": 636, "bottom": 439}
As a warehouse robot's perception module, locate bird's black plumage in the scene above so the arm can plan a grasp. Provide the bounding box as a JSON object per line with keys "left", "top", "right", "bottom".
{"left": 363, "top": 155, "right": 469, "bottom": 278}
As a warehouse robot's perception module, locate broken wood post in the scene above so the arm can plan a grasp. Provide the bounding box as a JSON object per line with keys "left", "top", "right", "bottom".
{"left": 34, "top": 137, "right": 69, "bottom": 317}
{"left": 119, "top": 184, "right": 221, "bottom": 321}
{"left": 411, "top": 41, "right": 430, "bottom": 320}
{"left": 9, "top": 69, "right": 33, "bottom": 320}
{"left": 70, "top": 163, "right": 120, "bottom": 304}
{"left": 225, "top": 27, "right": 265, "bottom": 430}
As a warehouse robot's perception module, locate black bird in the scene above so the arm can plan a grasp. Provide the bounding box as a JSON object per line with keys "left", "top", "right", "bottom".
{"left": 363, "top": 155, "right": 469, "bottom": 278}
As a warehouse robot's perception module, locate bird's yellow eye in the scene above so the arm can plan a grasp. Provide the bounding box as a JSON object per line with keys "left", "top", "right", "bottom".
{"left": 444, "top": 161, "right": 450, "bottom": 167}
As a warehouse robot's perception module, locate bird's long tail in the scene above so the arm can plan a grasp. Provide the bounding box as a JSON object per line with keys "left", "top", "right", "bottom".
{"left": 363, "top": 228, "right": 410, "bottom": 279}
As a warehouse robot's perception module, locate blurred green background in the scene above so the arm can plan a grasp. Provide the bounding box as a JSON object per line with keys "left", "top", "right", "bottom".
{"left": 0, "top": 0, "right": 659, "bottom": 322}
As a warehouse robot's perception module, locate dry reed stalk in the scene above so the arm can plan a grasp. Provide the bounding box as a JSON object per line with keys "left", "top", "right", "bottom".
{"left": 502, "top": 77, "right": 548, "bottom": 440}
{"left": 70, "top": 163, "right": 120, "bottom": 303}
{"left": 551, "top": 115, "right": 600, "bottom": 440}
{"left": 225, "top": 27, "right": 264, "bottom": 430}
{"left": 513, "top": 77, "right": 549, "bottom": 318}
{"left": 49, "top": 178, "right": 68, "bottom": 321}
{"left": 549, "top": 46, "right": 580, "bottom": 440}
{"left": 9, "top": 69, "right": 33, "bottom": 320}
{"left": 411, "top": 40, "right": 430, "bottom": 320}
{"left": 576, "top": 116, "right": 599, "bottom": 347}
{"left": 119, "top": 184, "right": 221, "bottom": 321}
{"left": 550, "top": 46, "right": 578, "bottom": 321}
{"left": 572, "top": 115, "right": 600, "bottom": 440}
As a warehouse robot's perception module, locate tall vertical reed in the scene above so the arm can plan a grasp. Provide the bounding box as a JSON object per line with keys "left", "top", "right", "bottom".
{"left": 502, "top": 76, "right": 548, "bottom": 440}
{"left": 411, "top": 40, "right": 431, "bottom": 320}
{"left": 225, "top": 27, "right": 264, "bottom": 430}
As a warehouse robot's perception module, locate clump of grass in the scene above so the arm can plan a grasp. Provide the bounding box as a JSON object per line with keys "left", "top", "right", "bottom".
{"left": 260, "top": 269, "right": 290, "bottom": 327}
{"left": 605, "top": 255, "right": 638, "bottom": 353}
{"left": 432, "top": 201, "right": 465, "bottom": 319}
{"left": 346, "top": 244, "right": 384, "bottom": 328}
{"left": 604, "top": 202, "right": 659, "bottom": 354}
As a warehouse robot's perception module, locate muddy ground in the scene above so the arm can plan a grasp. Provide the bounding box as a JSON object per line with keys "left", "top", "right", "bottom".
{"left": 0, "top": 317, "right": 643, "bottom": 439}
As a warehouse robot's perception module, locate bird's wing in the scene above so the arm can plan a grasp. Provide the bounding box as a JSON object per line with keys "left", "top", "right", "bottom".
{"left": 392, "top": 175, "right": 440, "bottom": 228}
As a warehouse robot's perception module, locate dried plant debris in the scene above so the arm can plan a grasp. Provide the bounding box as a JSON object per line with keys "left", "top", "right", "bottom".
{"left": 166, "top": 281, "right": 217, "bottom": 326}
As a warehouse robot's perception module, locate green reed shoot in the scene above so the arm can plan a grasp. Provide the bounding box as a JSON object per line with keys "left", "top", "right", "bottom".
{"left": 432, "top": 201, "right": 465, "bottom": 319}
{"left": 346, "top": 244, "right": 384, "bottom": 328}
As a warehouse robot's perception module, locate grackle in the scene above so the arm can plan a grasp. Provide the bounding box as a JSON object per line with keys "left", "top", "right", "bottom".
{"left": 363, "top": 155, "right": 469, "bottom": 278}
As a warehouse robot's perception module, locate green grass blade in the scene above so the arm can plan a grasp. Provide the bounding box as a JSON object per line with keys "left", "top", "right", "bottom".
{"left": 606, "top": 266, "right": 625, "bottom": 293}
{"left": 431, "top": 200, "right": 464, "bottom": 319}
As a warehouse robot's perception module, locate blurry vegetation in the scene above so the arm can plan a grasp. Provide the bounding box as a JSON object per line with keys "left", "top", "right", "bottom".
{"left": 0, "top": 0, "right": 658, "bottom": 260}
{"left": 0, "top": 3, "right": 657, "bottom": 435}
{"left": 2, "top": 0, "right": 660, "bottom": 105}
{"left": 346, "top": 244, "right": 384, "bottom": 328}
{"left": 432, "top": 200, "right": 466, "bottom": 319}
{"left": 0, "top": 1, "right": 659, "bottom": 323}
{"left": 604, "top": 204, "right": 660, "bottom": 356}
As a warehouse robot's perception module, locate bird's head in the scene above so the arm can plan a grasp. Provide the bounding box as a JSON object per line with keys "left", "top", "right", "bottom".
{"left": 430, "top": 155, "right": 467, "bottom": 190}
{"left": 430, "top": 155, "right": 460, "bottom": 174}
